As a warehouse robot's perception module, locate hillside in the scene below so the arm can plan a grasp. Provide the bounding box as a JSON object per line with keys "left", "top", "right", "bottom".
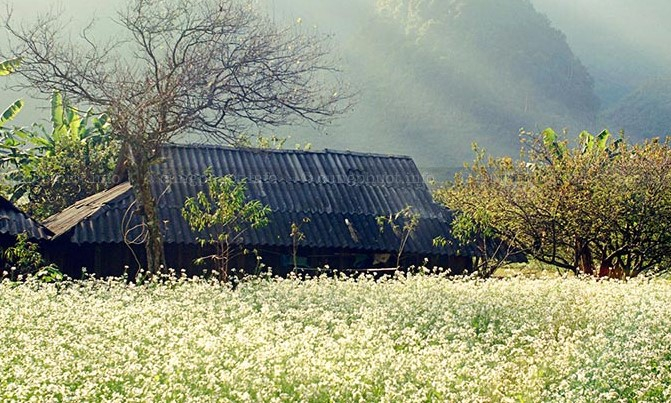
{"left": 285, "top": 0, "right": 600, "bottom": 167}
{"left": 531, "top": 0, "right": 671, "bottom": 108}
{"left": 531, "top": 0, "right": 671, "bottom": 138}
{"left": 602, "top": 78, "right": 671, "bottom": 139}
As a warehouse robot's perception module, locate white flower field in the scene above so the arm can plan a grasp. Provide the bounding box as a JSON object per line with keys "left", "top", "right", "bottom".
{"left": 1, "top": 274, "right": 671, "bottom": 402}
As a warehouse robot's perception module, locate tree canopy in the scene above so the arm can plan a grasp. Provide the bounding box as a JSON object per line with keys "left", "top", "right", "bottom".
{"left": 0, "top": 92, "right": 118, "bottom": 220}
{"left": 436, "top": 129, "right": 671, "bottom": 278}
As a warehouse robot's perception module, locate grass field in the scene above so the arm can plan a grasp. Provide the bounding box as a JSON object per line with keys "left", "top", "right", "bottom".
{"left": 2, "top": 273, "right": 671, "bottom": 402}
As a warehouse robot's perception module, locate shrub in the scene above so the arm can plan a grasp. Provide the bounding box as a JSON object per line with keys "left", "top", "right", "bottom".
{"left": 182, "top": 168, "right": 270, "bottom": 282}
{"left": 2, "top": 233, "right": 62, "bottom": 282}
{"left": 0, "top": 92, "right": 118, "bottom": 219}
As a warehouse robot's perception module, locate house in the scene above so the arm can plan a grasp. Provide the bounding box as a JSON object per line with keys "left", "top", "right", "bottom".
{"left": 43, "top": 145, "right": 473, "bottom": 277}
{"left": 0, "top": 196, "right": 53, "bottom": 266}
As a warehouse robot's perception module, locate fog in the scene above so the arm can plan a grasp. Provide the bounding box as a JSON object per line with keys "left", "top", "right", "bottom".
{"left": 532, "top": 0, "right": 671, "bottom": 104}
{"left": 2, "top": 0, "right": 670, "bottom": 172}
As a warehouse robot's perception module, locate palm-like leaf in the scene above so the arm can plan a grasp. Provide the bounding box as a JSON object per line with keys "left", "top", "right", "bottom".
{"left": 0, "top": 100, "right": 24, "bottom": 127}
{"left": 0, "top": 58, "right": 22, "bottom": 76}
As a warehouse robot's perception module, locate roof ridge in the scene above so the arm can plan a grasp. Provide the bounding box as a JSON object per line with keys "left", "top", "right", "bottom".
{"left": 164, "top": 142, "right": 413, "bottom": 160}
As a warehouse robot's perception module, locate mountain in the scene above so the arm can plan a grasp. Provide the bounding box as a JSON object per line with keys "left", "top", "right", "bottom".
{"left": 531, "top": 0, "right": 671, "bottom": 137}
{"left": 602, "top": 78, "right": 671, "bottom": 139}
{"left": 531, "top": 0, "right": 671, "bottom": 105}
{"left": 286, "top": 0, "right": 600, "bottom": 168}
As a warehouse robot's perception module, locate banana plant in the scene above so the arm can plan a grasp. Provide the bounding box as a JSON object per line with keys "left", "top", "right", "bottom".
{"left": 579, "top": 129, "right": 622, "bottom": 159}
{"left": 541, "top": 128, "right": 568, "bottom": 160}
{"left": 0, "top": 99, "right": 23, "bottom": 128}
{"left": 0, "top": 58, "right": 21, "bottom": 76}
{"left": 0, "top": 59, "right": 116, "bottom": 215}
{"left": 0, "top": 91, "right": 113, "bottom": 204}
{"left": 26, "top": 91, "right": 111, "bottom": 159}
{"left": 0, "top": 57, "right": 24, "bottom": 128}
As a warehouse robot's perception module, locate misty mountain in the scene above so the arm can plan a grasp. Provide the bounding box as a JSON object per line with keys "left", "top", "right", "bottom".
{"left": 531, "top": 0, "right": 671, "bottom": 106}
{"left": 602, "top": 78, "right": 671, "bottom": 138}
{"left": 531, "top": 0, "right": 671, "bottom": 140}
{"left": 286, "top": 0, "right": 599, "bottom": 167}
{"left": 267, "top": 0, "right": 671, "bottom": 166}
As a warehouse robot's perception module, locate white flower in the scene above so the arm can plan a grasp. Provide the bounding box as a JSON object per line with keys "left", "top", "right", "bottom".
{"left": 1, "top": 275, "right": 670, "bottom": 401}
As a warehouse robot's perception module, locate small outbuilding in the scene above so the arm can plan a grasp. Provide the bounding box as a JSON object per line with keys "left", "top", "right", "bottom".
{"left": 44, "top": 145, "right": 473, "bottom": 277}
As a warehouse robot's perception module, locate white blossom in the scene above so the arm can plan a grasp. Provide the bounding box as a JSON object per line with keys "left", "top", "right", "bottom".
{"left": 0, "top": 275, "right": 669, "bottom": 401}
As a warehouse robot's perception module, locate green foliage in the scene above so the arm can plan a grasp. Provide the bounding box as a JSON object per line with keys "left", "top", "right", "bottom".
{"left": 377, "top": 206, "right": 420, "bottom": 268}
{"left": 435, "top": 201, "right": 519, "bottom": 278}
{"left": 437, "top": 129, "right": 671, "bottom": 278}
{"left": 2, "top": 233, "right": 62, "bottom": 281}
{"left": 0, "top": 57, "right": 22, "bottom": 76}
{"left": 0, "top": 100, "right": 24, "bottom": 128}
{"left": 3, "top": 234, "right": 43, "bottom": 274}
{"left": 182, "top": 168, "right": 270, "bottom": 281}
{"left": 0, "top": 58, "right": 24, "bottom": 129}
{"left": 0, "top": 92, "right": 119, "bottom": 219}
{"left": 33, "top": 265, "right": 65, "bottom": 283}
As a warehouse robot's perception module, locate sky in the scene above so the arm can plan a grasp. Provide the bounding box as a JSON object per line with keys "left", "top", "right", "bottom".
{"left": 0, "top": 0, "right": 370, "bottom": 126}
{"left": 1, "top": 0, "right": 120, "bottom": 125}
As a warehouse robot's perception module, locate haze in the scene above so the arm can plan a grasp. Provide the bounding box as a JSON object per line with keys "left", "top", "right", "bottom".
{"left": 2, "top": 0, "right": 670, "bottom": 174}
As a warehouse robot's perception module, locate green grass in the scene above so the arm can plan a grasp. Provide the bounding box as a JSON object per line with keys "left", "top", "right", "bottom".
{"left": 1, "top": 274, "right": 671, "bottom": 402}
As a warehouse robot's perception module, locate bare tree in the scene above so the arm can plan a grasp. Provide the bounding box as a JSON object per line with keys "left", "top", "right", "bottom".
{"left": 3, "top": 0, "right": 353, "bottom": 274}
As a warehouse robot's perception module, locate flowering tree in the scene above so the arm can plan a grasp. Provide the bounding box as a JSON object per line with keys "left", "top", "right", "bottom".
{"left": 437, "top": 129, "right": 671, "bottom": 278}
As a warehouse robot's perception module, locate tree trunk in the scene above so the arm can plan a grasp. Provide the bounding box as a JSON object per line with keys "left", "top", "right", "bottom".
{"left": 598, "top": 256, "right": 625, "bottom": 279}
{"left": 112, "top": 142, "right": 130, "bottom": 185}
{"left": 220, "top": 240, "right": 230, "bottom": 283}
{"left": 127, "top": 145, "right": 166, "bottom": 277}
{"left": 575, "top": 238, "right": 594, "bottom": 275}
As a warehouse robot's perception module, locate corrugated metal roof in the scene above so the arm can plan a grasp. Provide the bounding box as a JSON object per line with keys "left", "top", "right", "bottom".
{"left": 45, "top": 145, "right": 463, "bottom": 255}
{"left": 0, "top": 197, "right": 53, "bottom": 240}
